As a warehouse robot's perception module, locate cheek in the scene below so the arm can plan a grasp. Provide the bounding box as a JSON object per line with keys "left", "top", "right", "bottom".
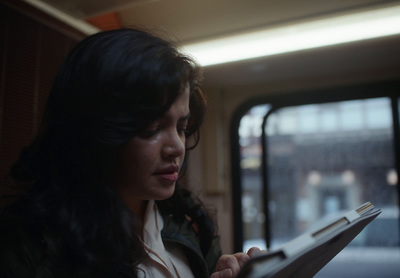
{"left": 123, "top": 147, "right": 148, "bottom": 170}
{"left": 121, "top": 141, "right": 159, "bottom": 172}
{"left": 116, "top": 152, "right": 149, "bottom": 189}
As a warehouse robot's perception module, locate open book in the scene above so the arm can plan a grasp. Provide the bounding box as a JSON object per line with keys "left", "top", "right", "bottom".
{"left": 237, "top": 202, "right": 381, "bottom": 278}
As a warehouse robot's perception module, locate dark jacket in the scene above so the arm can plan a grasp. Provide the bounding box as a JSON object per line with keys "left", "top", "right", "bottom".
{"left": 0, "top": 212, "right": 221, "bottom": 278}
{"left": 161, "top": 212, "right": 221, "bottom": 278}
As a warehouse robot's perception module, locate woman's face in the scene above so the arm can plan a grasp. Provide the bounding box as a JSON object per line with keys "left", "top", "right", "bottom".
{"left": 113, "top": 85, "right": 190, "bottom": 217}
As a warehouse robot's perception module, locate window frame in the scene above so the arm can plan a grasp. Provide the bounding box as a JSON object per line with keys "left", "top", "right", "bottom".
{"left": 230, "top": 79, "right": 400, "bottom": 252}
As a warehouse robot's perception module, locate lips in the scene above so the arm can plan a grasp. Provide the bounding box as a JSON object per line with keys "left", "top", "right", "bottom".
{"left": 154, "top": 165, "right": 180, "bottom": 182}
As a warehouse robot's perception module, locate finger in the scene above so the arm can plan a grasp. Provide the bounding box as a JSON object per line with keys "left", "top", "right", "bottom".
{"left": 210, "top": 269, "right": 233, "bottom": 278}
{"left": 220, "top": 269, "right": 233, "bottom": 278}
{"left": 210, "top": 272, "right": 219, "bottom": 278}
{"left": 247, "top": 247, "right": 267, "bottom": 258}
{"left": 233, "top": 252, "right": 251, "bottom": 269}
{"left": 216, "top": 255, "right": 241, "bottom": 274}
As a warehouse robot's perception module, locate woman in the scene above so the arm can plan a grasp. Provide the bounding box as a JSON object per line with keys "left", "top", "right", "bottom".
{"left": 0, "top": 28, "right": 258, "bottom": 278}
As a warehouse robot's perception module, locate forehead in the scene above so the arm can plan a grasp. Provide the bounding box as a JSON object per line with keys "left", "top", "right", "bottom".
{"left": 160, "top": 85, "right": 190, "bottom": 118}
{"left": 173, "top": 86, "right": 190, "bottom": 110}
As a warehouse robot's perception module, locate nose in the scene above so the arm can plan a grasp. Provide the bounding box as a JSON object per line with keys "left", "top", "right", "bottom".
{"left": 163, "top": 130, "right": 185, "bottom": 159}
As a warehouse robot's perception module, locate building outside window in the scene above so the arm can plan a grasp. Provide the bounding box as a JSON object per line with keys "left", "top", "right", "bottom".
{"left": 233, "top": 83, "right": 400, "bottom": 277}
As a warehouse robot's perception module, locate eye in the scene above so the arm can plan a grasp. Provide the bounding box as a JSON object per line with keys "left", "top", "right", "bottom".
{"left": 177, "top": 121, "right": 189, "bottom": 136}
{"left": 139, "top": 123, "right": 160, "bottom": 138}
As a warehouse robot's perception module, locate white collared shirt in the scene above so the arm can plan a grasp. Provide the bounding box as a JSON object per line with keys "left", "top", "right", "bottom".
{"left": 137, "top": 200, "right": 195, "bottom": 278}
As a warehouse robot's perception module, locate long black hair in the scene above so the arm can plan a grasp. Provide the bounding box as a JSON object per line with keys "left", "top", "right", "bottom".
{"left": 2, "top": 28, "right": 213, "bottom": 277}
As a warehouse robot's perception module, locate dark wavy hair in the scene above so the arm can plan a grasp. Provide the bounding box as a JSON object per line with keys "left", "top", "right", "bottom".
{"left": 2, "top": 28, "right": 213, "bottom": 277}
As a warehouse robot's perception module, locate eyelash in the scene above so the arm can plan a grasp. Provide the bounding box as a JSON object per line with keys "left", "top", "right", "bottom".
{"left": 177, "top": 124, "right": 188, "bottom": 135}
{"left": 144, "top": 127, "right": 160, "bottom": 136}
{"left": 141, "top": 123, "right": 189, "bottom": 137}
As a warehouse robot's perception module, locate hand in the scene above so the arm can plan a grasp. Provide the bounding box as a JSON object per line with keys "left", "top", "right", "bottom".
{"left": 209, "top": 252, "right": 249, "bottom": 278}
{"left": 210, "top": 247, "right": 267, "bottom": 278}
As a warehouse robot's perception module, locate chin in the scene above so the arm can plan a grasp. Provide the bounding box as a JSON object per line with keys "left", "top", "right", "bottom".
{"left": 155, "top": 186, "right": 176, "bottom": 200}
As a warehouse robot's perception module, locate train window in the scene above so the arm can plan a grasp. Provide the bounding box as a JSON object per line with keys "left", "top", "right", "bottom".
{"left": 232, "top": 84, "right": 400, "bottom": 277}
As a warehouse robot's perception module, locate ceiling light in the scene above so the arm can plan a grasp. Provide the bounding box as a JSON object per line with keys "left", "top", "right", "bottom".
{"left": 180, "top": 4, "right": 400, "bottom": 67}
{"left": 24, "top": 0, "right": 100, "bottom": 35}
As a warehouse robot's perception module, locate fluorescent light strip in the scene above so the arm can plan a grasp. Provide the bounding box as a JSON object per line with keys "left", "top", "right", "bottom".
{"left": 181, "top": 4, "right": 400, "bottom": 67}
{"left": 24, "top": 0, "right": 100, "bottom": 35}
